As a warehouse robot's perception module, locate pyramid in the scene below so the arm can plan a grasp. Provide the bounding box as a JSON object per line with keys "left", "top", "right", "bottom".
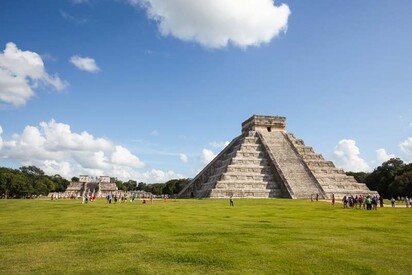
{"left": 178, "top": 115, "right": 376, "bottom": 199}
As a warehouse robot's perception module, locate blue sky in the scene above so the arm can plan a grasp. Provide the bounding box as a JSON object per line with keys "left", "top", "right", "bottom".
{"left": 1, "top": 0, "right": 412, "bottom": 182}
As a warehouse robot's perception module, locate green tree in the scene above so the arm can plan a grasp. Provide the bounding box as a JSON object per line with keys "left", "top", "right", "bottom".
{"left": 20, "top": 166, "right": 45, "bottom": 177}
{"left": 48, "top": 174, "right": 70, "bottom": 192}
{"left": 163, "top": 179, "right": 191, "bottom": 195}
{"left": 137, "top": 182, "right": 147, "bottom": 191}
{"left": 346, "top": 172, "right": 370, "bottom": 183}
{"left": 124, "top": 180, "right": 137, "bottom": 191}
{"left": 388, "top": 171, "right": 412, "bottom": 197}
{"left": 366, "top": 158, "right": 405, "bottom": 198}
{"left": 71, "top": 176, "right": 79, "bottom": 182}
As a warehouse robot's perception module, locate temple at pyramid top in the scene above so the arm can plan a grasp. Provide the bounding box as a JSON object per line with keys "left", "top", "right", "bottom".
{"left": 179, "top": 115, "right": 376, "bottom": 199}
{"left": 242, "top": 115, "right": 286, "bottom": 134}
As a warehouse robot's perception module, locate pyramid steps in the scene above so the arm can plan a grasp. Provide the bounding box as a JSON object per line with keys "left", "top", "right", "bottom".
{"left": 285, "top": 133, "right": 377, "bottom": 198}
{"left": 258, "top": 131, "right": 324, "bottom": 199}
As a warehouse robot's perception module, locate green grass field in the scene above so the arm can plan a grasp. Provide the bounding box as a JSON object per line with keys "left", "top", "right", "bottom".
{"left": 1, "top": 198, "right": 411, "bottom": 274}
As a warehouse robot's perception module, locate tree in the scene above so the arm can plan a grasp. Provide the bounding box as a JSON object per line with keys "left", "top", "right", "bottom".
{"left": 163, "top": 178, "right": 191, "bottom": 195}
{"left": 365, "top": 158, "right": 405, "bottom": 198}
{"left": 20, "top": 166, "right": 45, "bottom": 177}
{"left": 137, "top": 182, "right": 147, "bottom": 191}
{"left": 49, "top": 175, "right": 70, "bottom": 192}
{"left": 124, "top": 180, "right": 137, "bottom": 191}
{"left": 71, "top": 176, "right": 79, "bottom": 182}
{"left": 388, "top": 171, "right": 412, "bottom": 197}
{"left": 346, "top": 172, "right": 369, "bottom": 183}
{"left": 145, "top": 183, "right": 165, "bottom": 195}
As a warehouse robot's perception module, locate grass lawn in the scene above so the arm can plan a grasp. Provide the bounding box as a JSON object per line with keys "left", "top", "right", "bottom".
{"left": 0, "top": 198, "right": 411, "bottom": 274}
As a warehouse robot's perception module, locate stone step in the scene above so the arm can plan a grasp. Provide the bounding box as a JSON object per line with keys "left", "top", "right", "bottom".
{"left": 226, "top": 165, "right": 271, "bottom": 174}
{"left": 215, "top": 180, "right": 279, "bottom": 189}
{"left": 209, "top": 188, "right": 284, "bottom": 198}
{"left": 294, "top": 146, "right": 315, "bottom": 154}
{"left": 239, "top": 143, "right": 264, "bottom": 151}
{"left": 310, "top": 168, "right": 345, "bottom": 175}
{"left": 300, "top": 154, "right": 325, "bottom": 160}
{"left": 221, "top": 173, "right": 274, "bottom": 181}
{"left": 235, "top": 151, "right": 267, "bottom": 158}
{"left": 231, "top": 158, "right": 270, "bottom": 166}
{"left": 305, "top": 160, "right": 335, "bottom": 168}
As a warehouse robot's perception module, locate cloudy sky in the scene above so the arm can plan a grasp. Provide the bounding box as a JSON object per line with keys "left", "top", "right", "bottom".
{"left": 1, "top": 0, "right": 412, "bottom": 182}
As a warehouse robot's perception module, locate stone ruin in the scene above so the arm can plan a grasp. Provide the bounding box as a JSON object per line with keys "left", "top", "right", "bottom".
{"left": 65, "top": 175, "right": 118, "bottom": 198}
{"left": 178, "top": 115, "right": 376, "bottom": 199}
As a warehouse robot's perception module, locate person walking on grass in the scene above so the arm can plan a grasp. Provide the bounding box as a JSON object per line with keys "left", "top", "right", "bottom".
{"left": 379, "top": 196, "right": 384, "bottom": 208}
{"left": 391, "top": 197, "right": 396, "bottom": 207}
{"left": 230, "top": 195, "right": 234, "bottom": 207}
{"left": 331, "top": 194, "right": 335, "bottom": 207}
{"left": 366, "top": 195, "right": 372, "bottom": 210}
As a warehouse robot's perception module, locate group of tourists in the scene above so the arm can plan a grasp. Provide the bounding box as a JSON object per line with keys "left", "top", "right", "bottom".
{"left": 338, "top": 194, "right": 382, "bottom": 210}
{"left": 331, "top": 194, "right": 412, "bottom": 209}
{"left": 104, "top": 193, "right": 160, "bottom": 204}
{"left": 106, "top": 193, "right": 137, "bottom": 204}
{"left": 390, "top": 196, "right": 411, "bottom": 208}
{"left": 81, "top": 194, "right": 96, "bottom": 204}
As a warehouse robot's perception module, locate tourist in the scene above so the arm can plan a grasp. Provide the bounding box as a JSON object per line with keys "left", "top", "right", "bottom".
{"left": 358, "top": 195, "right": 363, "bottom": 209}
{"left": 348, "top": 196, "right": 353, "bottom": 208}
{"left": 372, "top": 196, "right": 378, "bottom": 210}
{"left": 342, "top": 196, "right": 348, "bottom": 208}
{"left": 230, "top": 195, "right": 234, "bottom": 207}
{"left": 391, "top": 197, "right": 396, "bottom": 207}
{"left": 316, "top": 193, "right": 319, "bottom": 202}
{"left": 379, "top": 196, "right": 384, "bottom": 208}
{"left": 405, "top": 197, "right": 409, "bottom": 208}
{"left": 331, "top": 194, "right": 335, "bottom": 207}
{"left": 365, "top": 195, "right": 372, "bottom": 210}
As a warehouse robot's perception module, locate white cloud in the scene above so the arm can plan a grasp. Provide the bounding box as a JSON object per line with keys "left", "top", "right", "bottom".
{"left": 332, "top": 139, "right": 370, "bottom": 172}
{"left": 60, "top": 10, "right": 88, "bottom": 25}
{"left": 376, "top": 148, "right": 395, "bottom": 164}
{"left": 0, "top": 120, "right": 180, "bottom": 182}
{"left": 70, "top": 55, "right": 100, "bottom": 73}
{"left": 179, "top": 153, "right": 188, "bottom": 163}
{"left": 71, "top": 0, "right": 89, "bottom": 4}
{"left": 209, "top": 141, "right": 230, "bottom": 149}
{"left": 0, "top": 42, "right": 68, "bottom": 106}
{"left": 111, "top": 145, "right": 145, "bottom": 168}
{"left": 400, "top": 137, "right": 412, "bottom": 155}
{"left": 130, "top": 0, "right": 291, "bottom": 48}
{"left": 141, "top": 169, "right": 183, "bottom": 182}
{"left": 151, "top": 130, "right": 159, "bottom": 136}
{"left": 201, "top": 149, "right": 216, "bottom": 165}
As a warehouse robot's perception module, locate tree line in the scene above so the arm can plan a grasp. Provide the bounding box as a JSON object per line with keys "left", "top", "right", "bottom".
{"left": 113, "top": 178, "right": 191, "bottom": 196}
{"left": 0, "top": 165, "right": 191, "bottom": 198}
{"left": 347, "top": 158, "right": 412, "bottom": 198}
{"left": 0, "top": 166, "right": 70, "bottom": 198}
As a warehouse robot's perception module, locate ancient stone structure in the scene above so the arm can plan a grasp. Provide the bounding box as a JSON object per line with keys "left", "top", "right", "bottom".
{"left": 178, "top": 115, "right": 375, "bottom": 199}
{"left": 65, "top": 175, "right": 118, "bottom": 198}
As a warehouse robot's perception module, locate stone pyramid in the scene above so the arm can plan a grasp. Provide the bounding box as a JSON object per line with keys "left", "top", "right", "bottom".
{"left": 178, "top": 115, "right": 375, "bottom": 199}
